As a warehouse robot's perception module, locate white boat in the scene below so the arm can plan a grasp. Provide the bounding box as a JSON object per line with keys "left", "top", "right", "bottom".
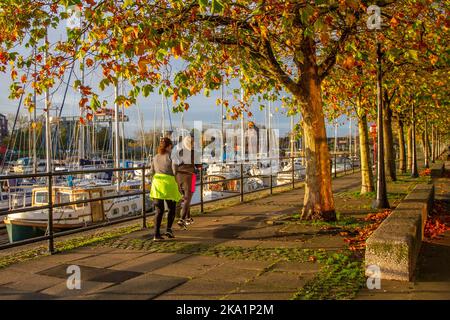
{"left": 276, "top": 160, "right": 305, "bottom": 185}
{"left": 248, "top": 162, "right": 280, "bottom": 187}
{"left": 203, "top": 166, "right": 264, "bottom": 201}
{"left": 4, "top": 181, "right": 145, "bottom": 242}
{"left": 331, "top": 157, "right": 353, "bottom": 174}
{"left": 12, "top": 158, "right": 46, "bottom": 174}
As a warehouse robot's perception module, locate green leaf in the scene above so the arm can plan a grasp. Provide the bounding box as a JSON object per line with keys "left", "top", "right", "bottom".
{"left": 407, "top": 50, "right": 419, "bottom": 61}
{"left": 211, "top": 0, "right": 224, "bottom": 14}
{"left": 142, "top": 84, "right": 154, "bottom": 97}
{"left": 198, "top": 0, "right": 208, "bottom": 10}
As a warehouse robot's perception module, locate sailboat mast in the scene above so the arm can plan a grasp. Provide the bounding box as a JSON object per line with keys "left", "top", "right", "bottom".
{"left": 334, "top": 122, "right": 338, "bottom": 154}
{"left": 268, "top": 99, "right": 272, "bottom": 156}
{"left": 221, "top": 78, "right": 224, "bottom": 141}
{"left": 152, "top": 104, "right": 157, "bottom": 156}
{"left": 349, "top": 117, "right": 352, "bottom": 157}
{"left": 44, "top": 34, "right": 52, "bottom": 173}
{"left": 290, "top": 114, "right": 295, "bottom": 157}
{"left": 240, "top": 82, "right": 245, "bottom": 162}
{"left": 32, "top": 46, "right": 38, "bottom": 174}
{"left": 120, "top": 80, "right": 126, "bottom": 180}
{"left": 78, "top": 57, "right": 85, "bottom": 161}
{"left": 161, "top": 95, "right": 166, "bottom": 137}
{"left": 114, "top": 80, "right": 121, "bottom": 191}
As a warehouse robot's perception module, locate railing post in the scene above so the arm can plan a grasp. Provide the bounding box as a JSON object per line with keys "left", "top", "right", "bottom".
{"left": 200, "top": 167, "right": 204, "bottom": 213}
{"left": 291, "top": 157, "right": 295, "bottom": 189}
{"left": 334, "top": 154, "right": 337, "bottom": 178}
{"left": 270, "top": 159, "right": 273, "bottom": 195}
{"left": 47, "top": 172, "right": 54, "bottom": 254}
{"left": 240, "top": 163, "right": 244, "bottom": 203}
{"left": 141, "top": 167, "right": 146, "bottom": 229}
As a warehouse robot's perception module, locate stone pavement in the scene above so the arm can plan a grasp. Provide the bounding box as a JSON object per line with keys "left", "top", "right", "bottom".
{"left": 0, "top": 173, "right": 365, "bottom": 300}
{"left": 356, "top": 162, "right": 450, "bottom": 300}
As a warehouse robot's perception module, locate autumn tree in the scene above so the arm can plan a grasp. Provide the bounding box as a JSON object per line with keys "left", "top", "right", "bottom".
{"left": 1, "top": 0, "right": 448, "bottom": 221}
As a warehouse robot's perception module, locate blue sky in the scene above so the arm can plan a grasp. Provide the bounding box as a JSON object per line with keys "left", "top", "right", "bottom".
{"left": 0, "top": 15, "right": 357, "bottom": 140}
{"left": 0, "top": 68, "right": 356, "bottom": 139}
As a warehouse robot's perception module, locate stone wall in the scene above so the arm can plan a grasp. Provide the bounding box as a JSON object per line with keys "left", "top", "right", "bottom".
{"left": 365, "top": 184, "right": 434, "bottom": 281}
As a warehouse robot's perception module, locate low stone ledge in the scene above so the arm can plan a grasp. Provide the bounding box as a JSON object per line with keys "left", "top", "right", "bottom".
{"left": 365, "top": 184, "right": 434, "bottom": 281}
{"left": 430, "top": 162, "right": 445, "bottom": 177}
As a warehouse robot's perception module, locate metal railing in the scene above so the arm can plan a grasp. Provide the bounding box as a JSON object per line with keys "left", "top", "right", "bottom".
{"left": 0, "top": 154, "right": 360, "bottom": 253}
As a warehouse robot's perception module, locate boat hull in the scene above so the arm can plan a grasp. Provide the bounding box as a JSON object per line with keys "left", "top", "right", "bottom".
{"left": 5, "top": 222, "right": 46, "bottom": 243}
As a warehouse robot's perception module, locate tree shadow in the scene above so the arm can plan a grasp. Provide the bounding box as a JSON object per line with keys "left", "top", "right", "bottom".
{"left": 415, "top": 239, "right": 450, "bottom": 282}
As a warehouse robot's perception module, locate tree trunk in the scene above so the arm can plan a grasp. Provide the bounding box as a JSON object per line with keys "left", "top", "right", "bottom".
{"left": 397, "top": 118, "right": 406, "bottom": 173}
{"left": 421, "top": 134, "right": 428, "bottom": 168}
{"left": 426, "top": 125, "right": 431, "bottom": 163}
{"left": 298, "top": 39, "right": 336, "bottom": 221}
{"left": 407, "top": 126, "right": 413, "bottom": 172}
{"left": 383, "top": 97, "right": 396, "bottom": 181}
{"left": 411, "top": 105, "right": 419, "bottom": 177}
{"left": 358, "top": 109, "right": 374, "bottom": 193}
{"left": 431, "top": 124, "right": 435, "bottom": 163}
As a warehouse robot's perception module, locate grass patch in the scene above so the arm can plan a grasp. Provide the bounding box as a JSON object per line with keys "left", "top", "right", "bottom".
{"left": 98, "top": 237, "right": 329, "bottom": 263}
{"left": 292, "top": 250, "right": 365, "bottom": 300}
{"left": 287, "top": 215, "right": 368, "bottom": 230}
{"left": 0, "top": 223, "right": 144, "bottom": 270}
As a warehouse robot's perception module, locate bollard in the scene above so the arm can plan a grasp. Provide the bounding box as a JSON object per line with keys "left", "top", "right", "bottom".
{"left": 142, "top": 167, "right": 147, "bottom": 229}
{"left": 270, "top": 160, "right": 273, "bottom": 195}
{"left": 47, "top": 173, "right": 54, "bottom": 254}
{"left": 200, "top": 168, "right": 204, "bottom": 213}
{"left": 334, "top": 154, "right": 337, "bottom": 178}
{"left": 240, "top": 163, "right": 244, "bottom": 203}
{"left": 291, "top": 157, "right": 295, "bottom": 189}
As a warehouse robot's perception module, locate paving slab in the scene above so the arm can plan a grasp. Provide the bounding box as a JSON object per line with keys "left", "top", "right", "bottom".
{"left": 71, "top": 252, "right": 149, "bottom": 268}
{"left": 0, "top": 268, "right": 32, "bottom": 285}
{"left": 155, "top": 279, "right": 239, "bottom": 300}
{"left": 199, "top": 265, "right": 261, "bottom": 283}
{"left": 272, "top": 261, "right": 321, "bottom": 274}
{"left": 0, "top": 286, "right": 54, "bottom": 300}
{"left": 94, "top": 273, "right": 188, "bottom": 299}
{"left": 248, "top": 271, "right": 311, "bottom": 290}
{"left": 8, "top": 253, "right": 96, "bottom": 274}
{"left": 220, "top": 260, "right": 272, "bottom": 271}
{"left": 41, "top": 280, "right": 115, "bottom": 299}
{"left": 38, "top": 264, "right": 142, "bottom": 283}
{"left": 110, "top": 253, "right": 189, "bottom": 273}
{"left": 2, "top": 273, "right": 63, "bottom": 292}
{"left": 223, "top": 291, "right": 294, "bottom": 300}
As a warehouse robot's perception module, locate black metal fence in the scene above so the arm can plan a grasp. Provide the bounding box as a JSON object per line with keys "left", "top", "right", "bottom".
{"left": 0, "top": 153, "right": 360, "bottom": 253}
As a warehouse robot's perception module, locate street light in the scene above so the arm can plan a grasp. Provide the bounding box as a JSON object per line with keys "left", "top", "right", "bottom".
{"left": 367, "top": 5, "right": 389, "bottom": 209}
{"left": 369, "top": 123, "right": 377, "bottom": 168}
{"left": 410, "top": 102, "right": 419, "bottom": 177}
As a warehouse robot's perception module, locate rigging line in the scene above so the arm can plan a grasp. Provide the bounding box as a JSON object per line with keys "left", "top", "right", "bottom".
{"left": 1, "top": 65, "right": 32, "bottom": 172}
{"left": 52, "top": 57, "right": 76, "bottom": 158}
{"left": 136, "top": 104, "right": 147, "bottom": 160}
{"left": 166, "top": 96, "right": 173, "bottom": 132}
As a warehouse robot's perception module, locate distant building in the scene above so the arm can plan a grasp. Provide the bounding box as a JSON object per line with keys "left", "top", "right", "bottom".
{"left": 0, "top": 113, "right": 8, "bottom": 155}
{"left": 0, "top": 113, "right": 8, "bottom": 140}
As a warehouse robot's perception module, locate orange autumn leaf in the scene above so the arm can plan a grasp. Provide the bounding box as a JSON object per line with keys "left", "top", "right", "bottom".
{"left": 86, "top": 58, "right": 94, "bottom": 67}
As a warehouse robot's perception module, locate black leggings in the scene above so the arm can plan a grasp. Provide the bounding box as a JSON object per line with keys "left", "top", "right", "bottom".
{"left": 154, "top": 199, "right": 177, "bottom": 236}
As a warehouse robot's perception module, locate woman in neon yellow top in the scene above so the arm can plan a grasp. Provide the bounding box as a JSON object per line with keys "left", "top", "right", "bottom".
{"left": 150, "top": 137, "right": 182, "bottom": 240}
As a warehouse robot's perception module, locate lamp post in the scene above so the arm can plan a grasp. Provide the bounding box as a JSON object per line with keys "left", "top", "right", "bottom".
{"left": 411, "top": 102, "right": 419, "bottom": 178}
{"left": 369, "top": 124, "right": 377, "bottom": 167}
{"left": 366, "top": 8, "right": 389, "bottom": 208}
